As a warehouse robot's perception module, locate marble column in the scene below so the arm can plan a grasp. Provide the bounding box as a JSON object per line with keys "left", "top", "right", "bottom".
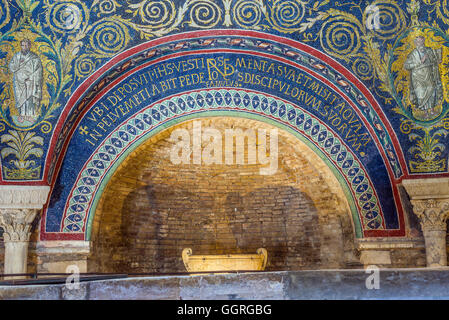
{"left": 403, "top": 178, "right": 449, "bottom": 268}
{"left": 0, "top": 209, "right": 39, "bottom": 276}
{"left": 0, "top": 186, "right": 50, "bottom": 279}
{"left": 409, "top": 199, "right": 449, "bottom": 267}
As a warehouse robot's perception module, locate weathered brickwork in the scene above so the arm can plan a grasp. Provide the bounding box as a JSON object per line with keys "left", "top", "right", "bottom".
{"left": 2, "top": 1, "right": 449, "bottom": 281}
{"left": 89, "top": 118, "right": 361, "bottom": 273}
{"left": 0, "top": 118, "right": 431, "bottom": 276}
{"left": 390, "top": 248, "right": 427, "bottom": 268}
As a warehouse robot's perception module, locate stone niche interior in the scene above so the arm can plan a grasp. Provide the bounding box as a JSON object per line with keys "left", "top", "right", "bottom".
{"left": 88, "top": 117, "right": 360, "bottom": 273}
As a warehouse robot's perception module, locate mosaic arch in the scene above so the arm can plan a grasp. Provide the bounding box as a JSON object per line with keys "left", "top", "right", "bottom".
{"left": 68, "top": 98, "right": 378, "bottom": 240}
{"left": 40, "top": 30, "right": 406, "bottom": 241}
{"left": 1, "top": 1, "right": 449, "bottom": 186}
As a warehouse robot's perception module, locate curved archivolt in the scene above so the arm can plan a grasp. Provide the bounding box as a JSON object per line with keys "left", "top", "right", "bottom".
{"left": 60, "top": 89, "right": 385, "bottom": 239}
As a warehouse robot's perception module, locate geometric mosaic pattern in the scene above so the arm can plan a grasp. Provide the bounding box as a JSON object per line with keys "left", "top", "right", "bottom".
{"left": 63, "top": 89, "right": 385, "bottom": 236}
{"left": 52, "top": 34, "right": 403, "bottom": 188}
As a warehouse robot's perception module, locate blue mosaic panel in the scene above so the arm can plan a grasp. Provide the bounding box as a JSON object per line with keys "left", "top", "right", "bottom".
{"left": 62, "top": 89, "right": 384, "bottom": 235}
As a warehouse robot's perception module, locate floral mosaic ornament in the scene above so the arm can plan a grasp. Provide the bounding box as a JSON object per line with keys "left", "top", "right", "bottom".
{"left": 0, "top": 0, "right": 76, "bottom": 179}
{"left": 387, "top": 4, "right": 449, "bottom": 173}
{"left": 299, "top": 0, "right": 449, "bottom": 173}
{"left": 0, "top": 1, "right": 71, "bottom": 133}
{"left": 0, "top": 0, "right": 448, "bottom": 180}
{"left": 47, "top": 35, "right": 404, "bottom": 183}
{"left": 0, "top": 0, "right": 326, "bottom": 180}
{"left": 0, "top": 130, "right": 43, "bottom": 179}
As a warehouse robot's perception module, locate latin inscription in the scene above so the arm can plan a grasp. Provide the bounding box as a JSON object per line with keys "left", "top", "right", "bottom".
{"left": 79, "top": 54, "right": 372, "bottom": 155}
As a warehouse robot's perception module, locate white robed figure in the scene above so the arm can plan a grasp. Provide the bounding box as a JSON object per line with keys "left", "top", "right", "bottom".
{"left": 8, "top": 39, "right": 43, "bottom": 123}
{"left": 404, "top": 36, "right": 443, "bottom": 120}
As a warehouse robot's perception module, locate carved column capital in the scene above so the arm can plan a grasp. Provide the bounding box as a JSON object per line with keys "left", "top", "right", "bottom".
{"left": 0, "top": 208, "right": 39, "bottom": 241}
{"left": 0, "top": 185, "right": 50, "bottom": 277}
{"left": 0, "top": 186, "right": 49, "bottom": 241}
{"left": 402, "top": 178, "right": 449, "bottom": 267}
{"left": 410, "top": 199, "right": 449, "bottom": 232}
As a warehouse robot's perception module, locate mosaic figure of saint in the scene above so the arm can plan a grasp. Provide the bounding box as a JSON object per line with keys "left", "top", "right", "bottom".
{"left": 404, "top": 36, "right": 443, "bottom": 120}
{"left": 8, "top": 39, "right": 43, "bottom": 123}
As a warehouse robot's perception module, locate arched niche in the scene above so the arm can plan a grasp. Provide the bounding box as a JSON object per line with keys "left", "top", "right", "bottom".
{"left": 88, "top": 117, "right": 359, "bottom": 273}
{"left": 41, "top": 31, "right": 405, "bottom": 242}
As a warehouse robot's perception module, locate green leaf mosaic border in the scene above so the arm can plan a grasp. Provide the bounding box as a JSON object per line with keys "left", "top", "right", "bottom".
{"left": 63, "top": 89, "right": 385, "bottom": 238}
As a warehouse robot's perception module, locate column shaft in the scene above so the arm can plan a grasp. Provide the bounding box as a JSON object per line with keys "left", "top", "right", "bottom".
{"left": 411, "top": 199, "right": 449, "bottom": 268}
{"left": 0, "top": 208, "right": 39, "bottom": 279}
{"left": 423, "top": 230, "right": 447, "bottom": 267}
{"left": 0, "top": 185, "right": 50, "bottom": 279}
{"left": 4, "top": 241, "right": 29, "bottom": 277}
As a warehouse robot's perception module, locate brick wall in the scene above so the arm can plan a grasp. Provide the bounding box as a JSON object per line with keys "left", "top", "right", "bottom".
{"left": 89, "top": 118, "right": 359, "bottom": 273}
{"left": 0, "top": 118, "right": 433, "bottom": 276}
{"left": 0, "top": 118, "right": 431, "bottom": 276}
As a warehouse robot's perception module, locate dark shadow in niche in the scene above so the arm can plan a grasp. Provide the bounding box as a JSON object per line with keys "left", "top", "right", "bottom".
{"left": 119, "top": 183, "right": 217, "bottom": 273}
{"left": 226, "top": 186, "right": 321, "bottom": 271}
{"left": 398, "top": 185, "right": 422, "bottom": 237}
{"left": 120, "top": 184, "right": 163, "bottom": 273}
{"left": 113, "top": 184, "right": 322, "bottom": 273}
{"left": 47, "top": 173, "right": 64, "bottom": 209}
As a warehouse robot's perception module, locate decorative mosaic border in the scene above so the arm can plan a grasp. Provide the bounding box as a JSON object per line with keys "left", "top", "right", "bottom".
{"left": 49, "top": 33, "right": 403, "bottom": 186}
{"left": 61, "top": 89, "right": 385, "bottom": 237}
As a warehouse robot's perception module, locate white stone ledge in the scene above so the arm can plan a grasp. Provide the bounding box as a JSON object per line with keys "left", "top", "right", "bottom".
{"left": 0, "top": 185, "right": 50, "bottom": 209}
{"left": 36, "top": 241, "right": 90, "bottom": 254}
{"left": 357, "top": 238, "right": 425, "bottom": 250}
{"left": 402, "top": 178, "right": 449, "bottom": 199}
